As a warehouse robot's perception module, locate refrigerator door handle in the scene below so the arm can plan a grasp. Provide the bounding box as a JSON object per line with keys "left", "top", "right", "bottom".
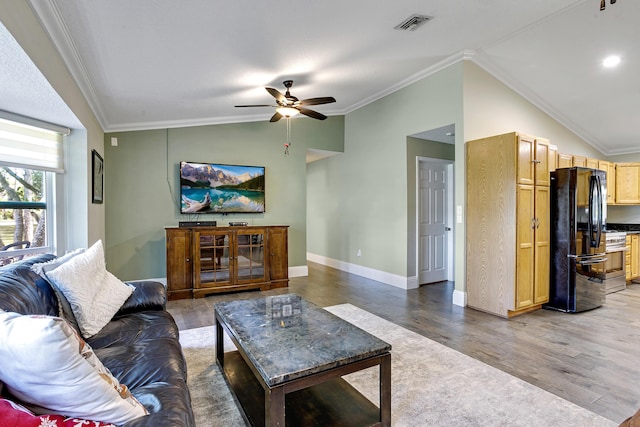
{"left": 588, "top": 175, "right": 594, "bottom": 247}
{"left": 588, "top": 175, "right": 603, "bottom": 248}
{"left": 596, "top": 175, "right": 603, "bottom": 247}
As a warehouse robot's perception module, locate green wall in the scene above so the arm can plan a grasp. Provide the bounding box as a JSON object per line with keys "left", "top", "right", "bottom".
{"left": 307, "top": 63, "right": 464, "bottom": 286}
{"left": 104, "top": 116, "right": 344, "bottom": 280}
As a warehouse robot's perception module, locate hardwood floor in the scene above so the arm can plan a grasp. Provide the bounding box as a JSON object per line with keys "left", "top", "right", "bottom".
{"left": 167, "top": 262, "right": 640, "bottom": 424}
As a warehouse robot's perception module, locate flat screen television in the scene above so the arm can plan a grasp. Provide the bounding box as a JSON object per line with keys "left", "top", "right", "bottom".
{"left": 180, "top": 161, "right": 265, "bottom": 214}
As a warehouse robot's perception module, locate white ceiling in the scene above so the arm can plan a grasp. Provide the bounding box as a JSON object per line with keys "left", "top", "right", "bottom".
{"left": 0, "top": 0, "right": 637, "bottom": 154}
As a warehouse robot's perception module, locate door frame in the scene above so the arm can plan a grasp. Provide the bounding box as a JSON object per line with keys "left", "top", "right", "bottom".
{"left": 416, "top": 157, "right": 455, "bottom": 283}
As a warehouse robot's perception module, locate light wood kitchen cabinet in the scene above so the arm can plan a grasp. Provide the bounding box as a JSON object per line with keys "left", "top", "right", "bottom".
{"left": 598, "top": 160, "right": 616, "bottom": 204}
{"left": 586, "top": 158, "right": 599, "bottom": 169}
{"left": 549, "top": 145, "right": 558, "bottom": 172}
{"left": 466, "top": 132, "right": 550, "bottom": 317}
{"left": 517, "top": 136, "right": 554, "bottom": 186}
{"left": 632, "top": 234, "right": 639, "bottom": 281}
{"left": 557, "top": 153, "right": 573, "bottom": 169}
{"left": 572, "top": 155, "right": 587, "bottom": 167}
{"left": 165, "top": 225, "right": 289, "bottom": 300}
{"left": 615, "top": 163, "right": 640, "bottom": 204}
{"left": 625, "top": 235, "right": 631, "bottom": 281}
{"left": 626, "top": 234, "right": 640, "bottom": 282}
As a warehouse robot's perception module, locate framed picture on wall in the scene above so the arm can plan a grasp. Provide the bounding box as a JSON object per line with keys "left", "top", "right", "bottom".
{"left": 92, "top": 149, "right": 103, "bottom": 204}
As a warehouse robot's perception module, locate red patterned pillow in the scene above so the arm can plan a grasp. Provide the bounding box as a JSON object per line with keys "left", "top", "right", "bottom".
{"left": 0, "top": 398, "right": 116, "bottom": 426}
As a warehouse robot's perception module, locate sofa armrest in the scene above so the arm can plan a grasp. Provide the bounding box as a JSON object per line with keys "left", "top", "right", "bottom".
{"left": 117, "top": 281, "right": 167, "bottom": 315}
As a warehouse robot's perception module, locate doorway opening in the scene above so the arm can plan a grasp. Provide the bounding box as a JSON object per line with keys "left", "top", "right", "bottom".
{"left": 409, "top": 124, "right": 455, "bottom": 286}
{"left": 417, "top": 158, "right": 454, "bottom": 284}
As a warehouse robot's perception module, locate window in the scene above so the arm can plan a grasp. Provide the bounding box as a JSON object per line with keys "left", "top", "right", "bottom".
{"left": 0, "top": 166, "right": 52, "bottom": 265}
{"left": 0, "top": 114, "right": 67, "bottom": 266}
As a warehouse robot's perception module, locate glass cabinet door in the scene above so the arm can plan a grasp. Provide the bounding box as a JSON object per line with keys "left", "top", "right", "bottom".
{"left": 235, "top": 228, "right": 266, "bottom": 283}
{"left": 194, "top": 230, "right": 232, "bottom": 288}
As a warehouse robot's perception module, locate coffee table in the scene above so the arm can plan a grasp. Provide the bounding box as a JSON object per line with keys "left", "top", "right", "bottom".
{"left": 215, "top": 294, "right": 391, "bottom": 427}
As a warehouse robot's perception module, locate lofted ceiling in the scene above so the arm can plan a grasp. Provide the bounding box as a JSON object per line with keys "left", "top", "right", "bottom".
{"left": 0, "top": 0, "right": 638, "bottom": 154}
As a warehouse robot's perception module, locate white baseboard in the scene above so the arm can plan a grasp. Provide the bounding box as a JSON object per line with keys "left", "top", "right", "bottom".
{"left": 452, "top": 289, "right": 467, "bottom": 307}
{"left": 289, "top": 265, "right": 308, "bottom": 278}
{"left": 307, "top": 253, "right": 417, "bottom": 290}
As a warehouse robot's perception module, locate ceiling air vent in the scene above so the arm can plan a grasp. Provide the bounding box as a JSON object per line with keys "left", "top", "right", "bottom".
{"left": 394, "top": 14, "right": 433, "bottom": 31}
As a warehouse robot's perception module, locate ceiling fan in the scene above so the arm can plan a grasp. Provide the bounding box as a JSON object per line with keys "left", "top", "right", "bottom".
{"left": 235, "top": 80, "right": 336, "bottom": 122}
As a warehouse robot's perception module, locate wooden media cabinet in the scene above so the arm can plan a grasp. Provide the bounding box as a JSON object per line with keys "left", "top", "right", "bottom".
{"left": 165, "top": 225, "right": 288, "bottom": 300}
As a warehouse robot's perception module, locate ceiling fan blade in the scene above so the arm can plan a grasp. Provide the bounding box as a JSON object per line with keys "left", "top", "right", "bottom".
{"left": 266, "top": 87, "right": 286, "bottom": 104}
{"left": 270, "top": 111, "right": 283, "bottom": 122}
{"left": 234, "top": 104, "right": 276, "bottom": 108}
{"left": 298, "top": 107, "right": 327, "bottom": 120}
{"left": 298, "top": 97, "right": 336, "bottom": 106}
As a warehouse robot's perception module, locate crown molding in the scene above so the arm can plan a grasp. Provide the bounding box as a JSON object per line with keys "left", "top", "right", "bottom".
{"left": 343, "top": 51, "right": 472, "bottom": 115}
{"left": 28, "top": 0, "right": 109, "bottom": 130}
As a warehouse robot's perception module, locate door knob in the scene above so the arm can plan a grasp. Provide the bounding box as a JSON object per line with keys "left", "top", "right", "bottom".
{"left": 445, "top": 227, "right": 452, "bottom": 231}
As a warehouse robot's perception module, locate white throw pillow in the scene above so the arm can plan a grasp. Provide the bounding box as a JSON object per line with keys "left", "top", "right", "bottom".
{"left": 31, "top": 248, "right": 86, "bottom": 276}
{"left": 44, "top": 240, "right": 133, "bottom": 337}
{"left": 0, "top": 311, "right": 148, "bottom": 424}
{"left": 32, "top": 248, "right": 86, "bottom": 329}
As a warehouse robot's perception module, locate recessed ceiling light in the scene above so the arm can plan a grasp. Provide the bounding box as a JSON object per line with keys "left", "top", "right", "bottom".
{"left": 603, "top": 55, "right": 621, "bottom": 68}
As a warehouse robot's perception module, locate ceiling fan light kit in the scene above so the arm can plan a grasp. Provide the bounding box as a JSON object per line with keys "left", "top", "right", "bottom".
{"left": 276, "top": 106, "right": 299, "bottom": 118}
{"left": 235, "top": 80, "right": 336, "bottom": 122}
{"left": 235, "top": 80, "right": 336, "bottom": 155}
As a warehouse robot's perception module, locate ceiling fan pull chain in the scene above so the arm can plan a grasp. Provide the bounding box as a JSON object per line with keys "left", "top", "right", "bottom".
{"left": 284, "top": 117, "right": 292, "bottom": 156}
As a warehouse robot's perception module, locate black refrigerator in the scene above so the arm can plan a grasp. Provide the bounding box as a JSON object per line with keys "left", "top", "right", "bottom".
{"left": 544, "top": 167, "right": 607, "bottom": 312}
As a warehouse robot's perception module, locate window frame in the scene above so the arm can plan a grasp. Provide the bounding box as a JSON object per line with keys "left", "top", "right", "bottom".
{"left": 0, "top": 167, "right": 55, "bottom": 261}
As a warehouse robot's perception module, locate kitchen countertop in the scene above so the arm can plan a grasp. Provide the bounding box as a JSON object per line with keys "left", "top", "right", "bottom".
{"left": 607, "top": 223, "right": 640, "bottom": 233}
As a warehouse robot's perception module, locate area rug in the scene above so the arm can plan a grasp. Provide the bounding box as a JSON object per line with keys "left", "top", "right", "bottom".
{"left": 179, "top": 304, "right": 615, "bottom": 427}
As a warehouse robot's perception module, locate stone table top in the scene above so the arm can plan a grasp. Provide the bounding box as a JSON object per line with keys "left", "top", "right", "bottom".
{"left": 214, "top": 294, "right": 391, "bottom": 387}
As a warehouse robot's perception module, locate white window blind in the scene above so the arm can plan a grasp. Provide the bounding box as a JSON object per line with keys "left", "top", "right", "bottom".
{"left": 0, "top": 118, "right": 64, "bottom": 173}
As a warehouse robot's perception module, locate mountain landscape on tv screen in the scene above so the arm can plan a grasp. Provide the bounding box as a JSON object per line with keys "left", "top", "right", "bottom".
{"left": 180, "top": 162, "right": 265, "bottom": 213}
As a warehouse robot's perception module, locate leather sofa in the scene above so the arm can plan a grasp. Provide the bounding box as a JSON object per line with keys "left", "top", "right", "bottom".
{"left": 0, "top": 253, "right": 195, "bottom": 426}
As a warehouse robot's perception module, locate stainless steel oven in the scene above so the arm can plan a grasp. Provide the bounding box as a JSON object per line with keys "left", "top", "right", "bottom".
{"left": 603, "top": 231, "right": 627, "bottom": 293}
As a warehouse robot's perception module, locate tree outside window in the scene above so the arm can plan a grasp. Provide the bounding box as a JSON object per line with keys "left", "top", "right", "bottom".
{"left": 0, "top": 166, "right": 46, "bottom": 264}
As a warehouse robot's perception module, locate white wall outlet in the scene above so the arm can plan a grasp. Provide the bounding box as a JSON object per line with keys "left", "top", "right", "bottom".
{"left": 111, "top": 137, "right": 118, "bottom": 147}
{"left": 357, "top": 249, "right": 362, "bottom": 257}
{"left": 456, "top": 205, "right": 463, "bottom": 224}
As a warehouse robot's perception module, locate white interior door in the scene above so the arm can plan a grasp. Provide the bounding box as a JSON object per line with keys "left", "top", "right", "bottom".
{"left": 418, "top": 160, "right": 450, "bottom": 284}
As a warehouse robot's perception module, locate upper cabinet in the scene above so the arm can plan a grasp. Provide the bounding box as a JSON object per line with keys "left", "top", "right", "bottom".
{"left": 586, "top": 158, "right": 599, "bottom": 169}
{"left": 557, "top": 154, "right": 640, "bottom": 206}
{"left": 557, "top": 153, "right": 573, "bottom": 169}
{"left": 517, "top": 136, "right": 555, "bottom": 186}
{"left": 572, "top": 155, "right": 587, "bottom": 167}
{"left": 598, "top": 160, "right": 616, "bottom": 204}
{"left": 615, "top": 163, "right": 640, "bottom": 204}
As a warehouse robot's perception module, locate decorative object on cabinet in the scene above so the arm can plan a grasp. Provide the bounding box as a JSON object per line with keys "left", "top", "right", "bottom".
{"left": 165, "top": 225, "right": 288, "bottom": 300}
{"left": 466, "top": 132, "right": 554, "bottom": 318}
{"left": 91, "top": 150, "right": 103, "bottom": 204}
